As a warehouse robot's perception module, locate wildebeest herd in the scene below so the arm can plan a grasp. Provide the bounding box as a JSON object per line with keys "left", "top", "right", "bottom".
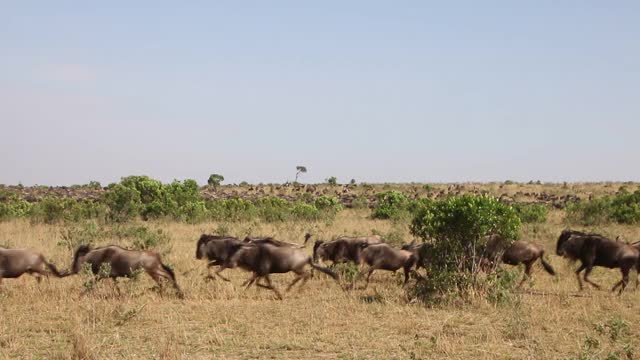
{"left": 1, "top": 229, "right": 640, "bottom": 299}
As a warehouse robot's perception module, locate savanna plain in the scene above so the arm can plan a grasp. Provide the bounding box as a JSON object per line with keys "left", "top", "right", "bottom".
{"left": 1, "top": 182, "right": 640, "bottom": 359}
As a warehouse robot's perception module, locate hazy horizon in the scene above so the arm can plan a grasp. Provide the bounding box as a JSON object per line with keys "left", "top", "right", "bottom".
{"left": 2, "top": 2, "right": 639, "bottom": 186}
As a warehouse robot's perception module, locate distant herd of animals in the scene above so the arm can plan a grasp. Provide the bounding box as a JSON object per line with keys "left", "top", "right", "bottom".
{"left": 1, "top": 230, "right": 640, "bottom": 299}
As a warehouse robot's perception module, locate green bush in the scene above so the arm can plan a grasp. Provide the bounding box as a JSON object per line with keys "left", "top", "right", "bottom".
{"left": 103, "top": 184, "right": 142, "bottom": 222}
{"left": 566, "top": 198, "right": 612, "bottom": 226}
{"left": 566, "top": 191, "right": 640, "bottom": 225}
{"left": 2, "top": 176, "right": 347, "bottom": 224}
{"left": 511, "top": 203, "right": 548, "bottom": 223}
{"left": 291, "top": 202, "right": 321, "bottom": 220}
{"left": 256, "top": 197, "right": 290, "bottom": 222}
{"left": 372, "top": 191, "right": 410, "bottom": 220}
{"left": 0, "top": 190, "right": 32, "bottom": 221}
{"left": 207, "top": 198, "right": 257, "bottom": 222}
{"left": 410, "top": 194, "right": 521, "bottom": 303}
{"left": 29, "top": 197, "right": 77, "bottom": 224}
{"left": 313, "top": 195, "right": 343, "bottom": 214}
{"left": 177, "top": 200, "right": 209, "bottom": 223}
{"left": 610, "top": 190, "right": 640, "bottom": 224}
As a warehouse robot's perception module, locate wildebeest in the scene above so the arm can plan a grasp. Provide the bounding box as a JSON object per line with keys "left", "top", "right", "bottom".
{"left": 67, "top": 245, "right": 183, "bottom": 298}
{"left": 556, "top": 230, "right": 640, "bottom": 294}
{"left": 195, "top": 234, "right": 245, "bottom": 280}
{"left": 217, "top": 242, "right": 340, "bottom": 299}
{"left": 483, "top": 235, "right": 556, "bottom": 287}
{"left": 313, "top": 235, "right": 383, "bottom": 265}
{"left": 195, "top": 234, "right": 304, "bottom": 281}
{"left": 0, "top": 247, "right": 65, "bottom": 287}
{"left": 349, "top": 243, "right": 418, "bottom": 290}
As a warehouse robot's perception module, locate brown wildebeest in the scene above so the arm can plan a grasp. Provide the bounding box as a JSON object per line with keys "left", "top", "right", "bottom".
{"left": 483, "top": 235, "right": 556, "bottom": 287}
{"left": 313, "top": 235, "right": 383, "bottom": 265}
{"left": 218, "top": 242, "right": 340, "bottom": 299}
{"left": 349, "top": 243, "right": 418, "bottom": 290}
{"left": 195, "top": 234, "right": 244, "bottom": 280}
{"left": 196, "top": 234, "right": 304, "bottom": 281}
{"left": 556, "top": 230, "right": 640, "bottom": 294}
{"left": 0, "top": 247, "right": 65, "bottom": 287}
{"left": 68, "top": 245, "right": 183, "bottom": 298}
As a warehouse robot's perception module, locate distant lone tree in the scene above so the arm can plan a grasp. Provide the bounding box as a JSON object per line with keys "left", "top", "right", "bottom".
{"left": 295, "top": 166, "right": 307, "bottom": 183}
{"left": 326, "top": 176, "right": 337, "bottom": 186}
{"left": 207, "top": 174, "right": 224, "bottom": 189}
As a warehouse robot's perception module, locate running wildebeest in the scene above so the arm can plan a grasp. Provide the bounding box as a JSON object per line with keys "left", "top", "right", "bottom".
{"left": 67, "top": 245, "right": 183, "bottom": 298}
{"left": 0, "top": 247, "right": 65, "bottom": 287}
{"left": 313, "top": 235, "right": 383, "bottom": 265}
{"left": 349, "top": 243, "right": 418, "bottom": 290}
{"left": 556, "top": 229, "right": 640, "bottom": 294}
{"left": 196, "top": 234, "right": 304, "bottom": 281}
{"left": 217, "top": 242, "right": 340, "bottom": 299}
{"left": 195, "top": 234, "right": 245, "bottom": 280}
{"left": 483, "top": 235, "right": 556, "bottom": 287}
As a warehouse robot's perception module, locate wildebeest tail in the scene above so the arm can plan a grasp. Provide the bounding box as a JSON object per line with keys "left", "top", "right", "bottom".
{"left": 308, "top": 258, "right": 338, "bottom": 281}
{"left": 540, "top": 253, "right": 556, "bottom": 275}
{"left": 161, "top": 263, "right": 177, "bottom": 282}
{"left": 161, "top": 262, "right": 184, "bottom": 298}
{"left": 42, "top": 258, "right": 65, "bottom": 277}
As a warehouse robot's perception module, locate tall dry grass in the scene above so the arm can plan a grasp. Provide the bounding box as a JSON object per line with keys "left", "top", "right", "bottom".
{"left": 1, "top": 204, "right": 640, "bottom": 359}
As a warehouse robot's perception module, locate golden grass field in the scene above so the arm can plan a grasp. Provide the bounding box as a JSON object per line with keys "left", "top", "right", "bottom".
{"left": 2, "top": 183, "right": 640, "bottom": 359}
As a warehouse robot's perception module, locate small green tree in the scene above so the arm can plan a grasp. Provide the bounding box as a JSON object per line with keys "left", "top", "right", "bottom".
{"left": 326, "top": 176, "right": 337, "bottom": 186}
{"left": 410, "top": 194, "right": 521, "bottom": 303}
{"left": 207, "top": 174, "right": 224, "bottom": 189}
{"left": 295, "top": 166, "right": 307, "bottom": 182}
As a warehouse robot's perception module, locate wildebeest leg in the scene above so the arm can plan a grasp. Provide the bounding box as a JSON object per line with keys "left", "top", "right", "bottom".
{"left": 403, "top": 266, "right": 411, "bottom": 286}
{"left": 582, "top": 266, "right": 601, "bottom": 289}
{"left": 262, "top": 275, "right": 283, "bottom": 300}
{"left": 612, "top": 267, "right": 631, "bottom": 295}
{"left": 518, "top": 261, "right": 534, "bottom": 288}
{"left": 28, "top": 267, "right": 48, "bottom": 284}
{"left": 213, "top": 266, "right": 231, "bottom": 282}
{"left": 363, "top": 268, "right": 376, "bottom": 290}
{"left": 286, "top": 270, "right": 306, "bottom": 292}
{"left": 298, "top": 271, "right": 312, "bottom": 290}
{"left": 147, "top": 271, "right": 165, "bottom": 296}
{"left": 206, "top": 260, "right": 225, "bottom": 280}
{"left": 575, "top": 263, "right": 586, "bottom": 290}
{"left": 243, "top": 273, "right": 259, "bottom": 288}
{"left": 349, "top": 267, "right": 374, "bottom": 290}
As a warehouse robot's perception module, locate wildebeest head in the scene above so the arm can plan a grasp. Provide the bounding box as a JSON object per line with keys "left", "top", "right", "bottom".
{"left": 556, "top": 230, "right": 586, "bottom": 257}
{"left": 195, "top": 234, "right": 235, "bottom": 260}
{"left": 195, "top": 234, "right": 210, "bottom": 259}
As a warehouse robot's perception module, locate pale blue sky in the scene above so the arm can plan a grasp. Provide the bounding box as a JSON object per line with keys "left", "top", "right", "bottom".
{"left": 1, "top": 1, "right": 639, "bottom": 185}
